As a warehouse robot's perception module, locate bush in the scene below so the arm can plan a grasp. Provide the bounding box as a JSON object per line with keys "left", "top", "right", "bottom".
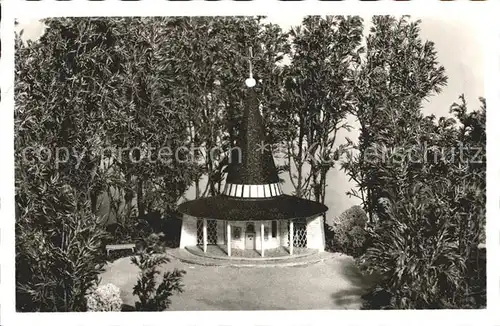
{"left": 359, "top": 179, "right": 485, "bottom": 309}
{"left": 131, "top": 249, "right": 185, "bottom": 311}
{"left": 107, "top": 212, "right": 182, "bottom": 255}
{"left": 138, "top": 232, "right": 166, "bottom": 254}
{"left": 16, "top": 196, "right": 109, "bottom": 312}
{"left": 357, "top": 99, "right": 486, "bottom": 309}
{"left": 329, "top": 205, "right": 369, "bottom": 257}
{"left": 343, "top": 94, "right": 485, "bottom": 309}
{"left": 86, "top": 283, "right": 123, "bottom": 312}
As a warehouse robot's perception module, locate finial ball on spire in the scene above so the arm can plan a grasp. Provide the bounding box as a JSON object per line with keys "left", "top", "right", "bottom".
{"left": 245, "top": 78, "right": 256, "bottom": 88}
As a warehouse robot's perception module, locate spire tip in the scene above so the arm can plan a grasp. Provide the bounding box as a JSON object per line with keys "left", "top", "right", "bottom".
{"left": 245, "top": 78, "right": 256, "bottom": 88}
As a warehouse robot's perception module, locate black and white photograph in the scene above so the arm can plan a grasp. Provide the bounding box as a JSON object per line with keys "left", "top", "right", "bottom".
{"left": 3, "top": 2, "right": 497, "bottom": 324}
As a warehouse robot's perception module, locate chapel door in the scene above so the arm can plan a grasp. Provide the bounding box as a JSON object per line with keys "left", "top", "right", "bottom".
{"left": 245, "top": 223, "right": 255, "bottom": 250}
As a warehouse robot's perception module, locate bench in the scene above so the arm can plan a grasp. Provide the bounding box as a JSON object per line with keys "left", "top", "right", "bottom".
{"left": 105, "top": 243, "right": 136, "bottom": 256}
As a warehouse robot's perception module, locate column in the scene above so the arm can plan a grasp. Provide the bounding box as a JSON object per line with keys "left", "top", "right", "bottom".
{"left": 261, "top": 222, "right": 265, "bottom": 257}
{"left": 227, "top": 222, "right": 231, "bottom": 257}
{"left": 289, "top": 220, "right": 294, "bottom": 255}
{"left": 203, "top": 218, "right": 207, "bottom": 253}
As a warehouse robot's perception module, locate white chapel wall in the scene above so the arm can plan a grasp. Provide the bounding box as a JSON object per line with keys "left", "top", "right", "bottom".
{"left": 179, "top": 215, "right": 197, "bottom": 247}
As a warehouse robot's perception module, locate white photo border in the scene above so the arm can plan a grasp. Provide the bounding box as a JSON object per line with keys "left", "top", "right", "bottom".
{"left": 2, "top": 0, "right": 499, "bottom": 326}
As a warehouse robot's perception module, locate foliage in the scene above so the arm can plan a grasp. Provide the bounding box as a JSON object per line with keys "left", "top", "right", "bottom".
{"left": 14, "top": 17, "right": 191, "bottom": 311}
{"left": 341, "top": 15, "right": 484, "bottom": 309}
{"left": 168, "top": 17, "right": 290, "bottom": 198}
{"left": 329, "top": 205, "right": 368, "bottom": 257}
{"left": 15, "top": 185, "right": 108, "bottom": 311}
{"left": 342, "top": 16, "right": 448, "bottom": 222}
{"left": 14, "top": 19, "right": 131, "bottom": 311}
{"left": 277, "top": 16, "right": 363, "bottom": 202}
{"left": 86, "top": 283, "right": 123, "bottom": 312}
{"left": 106, "top": 18, "right": 197, "bottom": 218}
{"left": 131, "top": 250, "right": 186, "bottom": 311}
{"left": 16, "top": 27, "right": 111, "bottom": 310}
{"left": 357, "top": 98, "right": 486, "bottom": 309}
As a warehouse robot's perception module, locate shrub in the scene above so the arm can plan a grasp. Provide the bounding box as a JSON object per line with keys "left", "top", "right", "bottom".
{"left": 106, "top": 212, "right": 181, "bottom": 257}
{"left": 16, "top": 197, "right": 109, "bottom": 312}
{"left": 138, "top": 232, "right": 166, "bottom": 254}
{"left": 357, "top": 98, "right": 486, "bottom": 309}
{"left": 329, "top": 205, "right": 368, "bottom": 257}
{"left": 359, "top": 179, "right": 484, "bottom": 309}
{"left": 86, "top": 283, "right": 123, "bottom": 312}
{"left": 131, "top": 249, "right": 185, "bottom": 311}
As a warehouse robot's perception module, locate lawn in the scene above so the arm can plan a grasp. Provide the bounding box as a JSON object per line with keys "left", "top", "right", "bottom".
{"left": 100, "top": 251, "right": 376, "bottom": 310}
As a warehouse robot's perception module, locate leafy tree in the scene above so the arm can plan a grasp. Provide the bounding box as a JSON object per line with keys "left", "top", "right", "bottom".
{"left": 342, "top": 16, "right": 448, "bottom": 222}
{"left": 278, "top": 16, "right": 363, "bottom": 202}
{"left": 15, "top": 18, "right": 129, "bottom": 214}
{"left": 165, "top": 17, "right": 234, "bottom": 199}
{"left": 15, "top": 18, "right": 126, "bottom": 311}
{"left": 340, "top": 15, "right": 484, "bottom": 309}
{"left": 104, "top": 18, "right": 196, "bottom": 219}
{"left": 14, "top": 17, "right": 195, "bottom": 310}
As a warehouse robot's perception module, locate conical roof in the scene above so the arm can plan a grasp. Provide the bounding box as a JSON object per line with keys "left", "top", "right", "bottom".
{"left": 178, "top": 83, "right": 328, "bottom": 221}
{"left": 225, "top": 89, "right": 279, "bottom": 185}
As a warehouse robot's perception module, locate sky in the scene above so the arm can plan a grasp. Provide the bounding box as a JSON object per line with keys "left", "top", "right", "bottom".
{"left": 16, "top": 16, "right": 485, "bottom": 222}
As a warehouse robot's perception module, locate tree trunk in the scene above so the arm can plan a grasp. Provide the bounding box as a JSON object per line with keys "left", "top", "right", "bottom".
{"left": 366, "top": 187, "right": 373, "bottom": 223}
{"left": 137, "top": 178, "right": 145, "bottom": 218}
{"left": 194, "top": 177, "right": 200, "bottom": 199}
{"left": 320, "top": 167, "right": 327, "bottom": 204}
{"left": 124, "top": 173, "right": 134, "bottom": 219}
{"left": 296, "top": 117, "right": 305, "bottom": 198}
{"left": 90, "top": 191, "right": 98, "bottom": 214}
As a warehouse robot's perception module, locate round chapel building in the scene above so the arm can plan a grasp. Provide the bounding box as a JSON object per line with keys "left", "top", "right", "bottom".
{"left": 178, "top": 85, "right": 328, "bottom": 257}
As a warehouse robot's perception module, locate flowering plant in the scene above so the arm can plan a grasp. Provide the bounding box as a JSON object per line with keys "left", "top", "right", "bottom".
{"left": 86, "top": 283, "right": 123, "bottom": 312}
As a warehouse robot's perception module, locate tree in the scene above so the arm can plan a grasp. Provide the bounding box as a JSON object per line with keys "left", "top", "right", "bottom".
{"left": 15, "top": 18, "right": 130, "bottom": 214}
{"left": 338, "top": 15, "right": 485, "bottom": 309}
{"left": 342, "top": 16, "right": 448, "bottom": 222}
{"left": 277, "top": 16, "right": 363, "bottom": 203}
{"left": 15, "top": 18, "right": 127, "bottom": 311}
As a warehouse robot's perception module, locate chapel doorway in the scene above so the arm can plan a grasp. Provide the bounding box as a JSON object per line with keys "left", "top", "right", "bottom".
{"left": 245, "top": 222, "right": 255, "bottom": 250}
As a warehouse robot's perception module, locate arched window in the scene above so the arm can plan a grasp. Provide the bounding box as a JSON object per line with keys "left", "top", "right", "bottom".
{"left": 246, "top": 223, "right": 255, "bottom": 233}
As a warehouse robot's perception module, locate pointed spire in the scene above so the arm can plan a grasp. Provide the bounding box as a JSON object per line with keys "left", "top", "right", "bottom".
{"left": 223, "top": 86, "right": 282, "bottom": 198}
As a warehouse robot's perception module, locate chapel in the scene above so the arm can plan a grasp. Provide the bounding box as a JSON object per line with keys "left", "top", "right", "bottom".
{"left": 178, "top": 77, "right": 328, "bottom": 257}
